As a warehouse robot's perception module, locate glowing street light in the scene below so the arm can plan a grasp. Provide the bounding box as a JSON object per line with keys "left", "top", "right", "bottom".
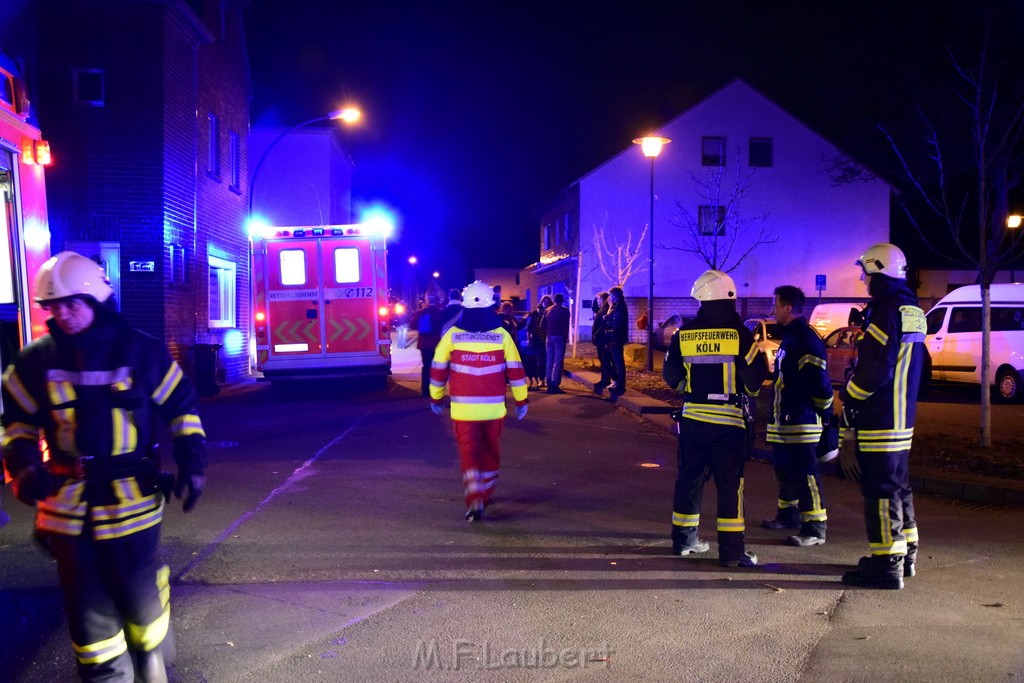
{"left": 633, "top": 135, "right": 670, "bottom": 372}
{"left": 248, "top": 106, "right": 363, "bottom": 217}
{"left": 408, "top": 255, "right": 418, "bottom": 265}
{"left": 432, "top": 271, "right": 440, "bottom": 279}
{"left": 1008, "top": 214, "right": 1022, "bottom": 229}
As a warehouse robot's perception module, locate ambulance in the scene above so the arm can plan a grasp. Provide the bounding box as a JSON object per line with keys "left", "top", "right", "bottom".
{"left": 250, "top": 224, "right": 392, "bottom": 384}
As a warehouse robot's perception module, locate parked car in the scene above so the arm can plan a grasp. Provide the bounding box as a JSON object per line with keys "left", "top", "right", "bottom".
{"left": 925, "top": 283, "right": 1024, "bottom": 402}
{"left": 651, "top": 314, "right": 686, "bottom": 352}
{"left": 744, "top": 317, "right": 783, "bottom": 372}
{"left": 808, "top": 302, "right": 866, "bottom": 337}
{"left": 822, "top": 326, "right": 862, "bottom": 386}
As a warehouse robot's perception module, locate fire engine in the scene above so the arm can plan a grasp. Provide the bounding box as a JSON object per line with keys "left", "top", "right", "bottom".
{"left": 250, "top": 223, "right": 392, "bottom": 385}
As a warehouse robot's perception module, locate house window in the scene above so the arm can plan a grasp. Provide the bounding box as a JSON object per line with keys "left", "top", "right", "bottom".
{"left": 701, "top": 136, "right": 725, "bottom": 166}
{"left": 208, "top": 255, "right": 236, "bottom": 328}
{"left": 543, "top": 223, "right": 552, "bottom": 250}
{"left": 698, "top": 205, "right": 726, "bottom": 236}
{"left": 229, "top": 131, "right": 240, "bottom": 189}
{"left": 749, "top": 137, "right": 773, "bottom": 167}
{"left": 563, "top": 212, "right": 571, "bottom": 242}
{"left": 207, "top": 114, "right": 220, "bottom": 178}
{"left": 169, "top": 244, "right": 188, "bottom": 285}
{"left": 73, "top": 68, "right": 105, "bottom": 107}
{"left": 554, "top": 218, "right": 561, "bottom": 245}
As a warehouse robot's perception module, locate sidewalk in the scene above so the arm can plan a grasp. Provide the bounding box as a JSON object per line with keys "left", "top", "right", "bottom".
{"left": 564, "top": 367, "right": 1024, "bottom": 508}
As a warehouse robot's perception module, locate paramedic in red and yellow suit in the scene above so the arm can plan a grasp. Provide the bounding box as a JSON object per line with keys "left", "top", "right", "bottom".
{"left": 2, "top": 252, "right": 207, "bottom": 682}
{"left": 429, "top": 280, "right": 528, "bottom": 521}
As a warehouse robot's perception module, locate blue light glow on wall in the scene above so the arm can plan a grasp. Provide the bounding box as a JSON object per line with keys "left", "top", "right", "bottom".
{"left": 222, "top": 329, "right": 245, "bottom": 356}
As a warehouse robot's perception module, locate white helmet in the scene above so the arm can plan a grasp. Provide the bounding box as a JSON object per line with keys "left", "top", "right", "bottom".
{"left": 461, "top": 280, "right": 495, "bottom": 309}
{"left": 856, "top": 243, "right": 907, "bottom": 280}
{"left": 691, "top": 269, "right": 736, "bottom": 301}
{"left": 34, "top": 251, "right": 114, "bottom": 304}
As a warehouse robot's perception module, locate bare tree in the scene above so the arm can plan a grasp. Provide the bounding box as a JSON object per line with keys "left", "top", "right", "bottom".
{"left": 821, "top": 152, "right": 878, "bottom": 186}
{"left": 882, "top": 30, "right": 1024, "bottom": 447}
{"left": 663, "top": 155, "right": 777, "bottom": 272}
{"left": 592, "top": 217, "right": 648, "bottom": 287}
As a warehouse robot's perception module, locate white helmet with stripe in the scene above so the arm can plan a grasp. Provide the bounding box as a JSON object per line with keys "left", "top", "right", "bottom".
{"left": 34, "top": 251, "right": 114, "bottom": 304}
{"left": 856, "top": 243, "right": 907, "bottom": 280}
{"left": 691, "top": 269, "right": 736, "bottom": 301}
{"left": 461, "top": 280, "right": 495, "bottom": 309}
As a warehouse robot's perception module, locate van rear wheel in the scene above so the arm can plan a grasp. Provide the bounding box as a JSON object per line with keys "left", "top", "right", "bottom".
{"left": 996, "top": 368, "right": 1022, "bottom": 403}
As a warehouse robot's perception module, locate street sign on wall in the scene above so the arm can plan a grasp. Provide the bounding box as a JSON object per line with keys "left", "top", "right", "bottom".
{"left": 815, "top": 274, "right": 827, "bottom": 292}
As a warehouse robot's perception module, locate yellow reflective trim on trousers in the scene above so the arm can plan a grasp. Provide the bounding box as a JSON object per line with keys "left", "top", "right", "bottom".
{"left": 717, "top": 517, "right": 745, "bottom": 532}
{"left": 904, "top": 527, "right": 919, "bottom": 543}
{"left": 672, "top": 512, "right": 699, "bottom": 527}
{"left": 111, "top": 408, "right": 138, "bottom": 455}
{"left": 878, "top": 499, "right": 892, "bottom": 548}
{"left": 738, "top": 477, "right": 745, "bottom": 518}
{"left": 73, "top": 630, "right": 128, "bottom": 664}
{"left": 778, "top": 499, "right": 798, "bottom": 509}
{"left": 170, "top": 414, "right": 206, "bottom": 437}
{"left": 808, "top": 475, "right": 822, "bottom": 512}
{"left": 870, "top": 540, "right": 908, "bottom": 555}
{"left": 2, "top": 366, "right": 39, "bottom": 413}
{"left": 157, "top": 565, "right": 170, "bottom": 608}
{"left": 801, "top": 509, "right": 827, "bottom": 522}
{"left": 126, "top": 604, "right": 170, "bottom": 652}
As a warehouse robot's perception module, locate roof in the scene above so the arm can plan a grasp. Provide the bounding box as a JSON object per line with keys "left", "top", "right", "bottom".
{"left": 936, "top": 283, "right": 1024, "bottom": 305}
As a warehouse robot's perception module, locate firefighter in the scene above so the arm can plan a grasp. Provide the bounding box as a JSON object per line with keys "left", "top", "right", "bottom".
{"left": 839, "top": 243, "right": 925, "bottom": 590}
{"left": 429, "top": 280, "right": 529, "bottom": 521}
{"left": 762, "top": 285, "right": 834, "bottom": 546}
{"left": 2, "top": 252, "right": 207, "bottom": 681}
{"left": 663, "top": 270, "right": 768, "bottom": 567}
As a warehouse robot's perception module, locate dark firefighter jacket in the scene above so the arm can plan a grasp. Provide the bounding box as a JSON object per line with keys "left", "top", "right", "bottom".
{"left": 767, "top": 316, "right": 834, "bottom": 445}
{"left": 663, "top": 299, "right": 768, "bottom": 429}
{"left": 1, "top": 311, "right": 206, "bottom": 539}
{"left": 839, "top": 276, "right": 927, "bottom": 453}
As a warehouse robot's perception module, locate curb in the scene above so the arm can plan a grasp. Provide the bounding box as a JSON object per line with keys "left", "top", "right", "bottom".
{"left": 565, "top": 368, "right": 1024, "bottom": 508}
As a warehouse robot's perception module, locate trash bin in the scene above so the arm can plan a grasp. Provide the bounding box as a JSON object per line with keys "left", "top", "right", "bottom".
{"left": 192, "top": 343, "right": 223, "bottom": 398}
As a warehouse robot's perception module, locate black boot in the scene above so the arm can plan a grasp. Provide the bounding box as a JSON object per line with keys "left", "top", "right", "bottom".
{"left": 135, "top": 648, "right": 169, "bottom": 683}
{"left": 905, "top": 542, "right": 918, "bottom": 578}
{"left": 844, "top": 555, "right": 905, "bottom": 590}
{"left": 761, "top": 507, "right": 800, "bottom": 529}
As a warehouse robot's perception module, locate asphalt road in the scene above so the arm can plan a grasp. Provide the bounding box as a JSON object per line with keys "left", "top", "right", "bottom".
{"left": 1, "top": 348, "right": 1022, "bottom": 682}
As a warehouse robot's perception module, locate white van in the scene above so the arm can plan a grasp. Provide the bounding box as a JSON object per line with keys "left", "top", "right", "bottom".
{"left": 924, "top": 283, "right": 1024, "bottom": 401}
{"left": 808, "top": 302, "right": 866, "bottom": 337}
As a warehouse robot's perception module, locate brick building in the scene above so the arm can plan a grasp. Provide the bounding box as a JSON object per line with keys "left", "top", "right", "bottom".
{"left": 34, "top": 0, "right": 251, "bottom": 384}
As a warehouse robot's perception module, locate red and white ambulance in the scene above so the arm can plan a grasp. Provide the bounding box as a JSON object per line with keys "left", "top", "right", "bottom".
{"left": 250, "top": 224, "right": 391, "bottom": 384}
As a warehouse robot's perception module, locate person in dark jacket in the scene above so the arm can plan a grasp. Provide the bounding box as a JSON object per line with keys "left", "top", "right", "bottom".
{"left": 2, "top": 252, "right": 206, "bottom": 682}
{"left": 541, "top": 293, "right": 571, "bottom": 393}
{"left": 527, "top": 296, "right": 552, "bottom": 389}
{"left": 839, "top": 243, "right": 926, "bottom": 590}
{"left": 591, "top": 291, "right": 613, "bottom": 395}
{"left": 604, "top": 286, "right": 629, "bottom": 397}
{"left": 412, "top": 294, "right": 445, "bottom": 397}
{"left": 762, "top": 285, "right": 834, "bottom": 547}
{"left": 663, "top": 270, "right": 768, "bottom": 567}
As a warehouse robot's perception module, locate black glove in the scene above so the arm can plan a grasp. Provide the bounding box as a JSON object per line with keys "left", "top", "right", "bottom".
{"left": 174, "top": 470, "right": 205, "bottom": 512}
{"left": 11, "top": 463, "right": 47, "bottom": 506}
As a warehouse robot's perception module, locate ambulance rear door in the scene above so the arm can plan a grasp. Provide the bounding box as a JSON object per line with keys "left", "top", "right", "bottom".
{"left": 321, "top": 235, "right": 379, "bottom": 357}
{"left": 264, "top": 237, "right": 323, "bottom": 360}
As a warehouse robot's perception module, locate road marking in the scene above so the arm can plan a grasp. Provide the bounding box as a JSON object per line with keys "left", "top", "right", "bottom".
{"left": 173, "top": 411, "right": 372, "bottom": 582}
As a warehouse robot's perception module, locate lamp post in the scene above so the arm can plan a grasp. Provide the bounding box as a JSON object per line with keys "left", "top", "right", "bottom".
{"left": 248, "top": 106, "right": 362, "bottom": 217}
{"left": 633, "top": 136, "right": 670, "bottom": 372}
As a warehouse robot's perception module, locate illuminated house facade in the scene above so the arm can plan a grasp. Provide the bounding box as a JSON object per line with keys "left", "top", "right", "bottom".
{"left": 33, "top": 0, "right": 251, "bottom": 383}
{"left": 525, "top": 79, "right": 891, "bottom": 341}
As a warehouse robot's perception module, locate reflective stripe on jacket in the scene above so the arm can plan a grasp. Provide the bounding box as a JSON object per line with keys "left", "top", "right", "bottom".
{"left": 767, "top": 317, "right": 834, "bottom": 444}
{"left": 429, "top": 326, "right": 528, "bottom": 421}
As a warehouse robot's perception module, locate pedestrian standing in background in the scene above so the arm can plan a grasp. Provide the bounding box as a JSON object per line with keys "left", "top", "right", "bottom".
{"left": 2, "top": 252, "right": 207, "bottom": 681}
{"left": 663, "top": 270, "right": 768, "bottom": 567}
{"left": 440, "top": 287, "right": 463, "bottom": 334}
{"left": 411, "top": 294, "right": 444, "bottom": 397}
{"left": 498, "top": 301, "right": 522, "bottom": 349}
{"left": 591, "top": 291, "right": 613, "bottom": 396}
{"left": 604, "top": 286, "right": 629, "bottom": 398}
{"left": 429, "top": 281, "right": 529, "bottom": 522}
{"left": 527, "top": 296, "right": 552, "bottom": 389}
{"left": 762, "top": 285, "right": 834, "bottom": 547}
{"left": 839, "top": 243, "right": 926, "bottom": 590}
{"left": 541, "top": 293, "right": 570, "bottom": 394}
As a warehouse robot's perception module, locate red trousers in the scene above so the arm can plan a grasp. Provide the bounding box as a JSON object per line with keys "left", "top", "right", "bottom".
{"left": 453, "top": 419, "right": 503, "bottom": 508}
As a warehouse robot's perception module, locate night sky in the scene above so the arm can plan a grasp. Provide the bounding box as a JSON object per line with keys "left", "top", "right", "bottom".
{"left": 244, "top": 1, "right": 1022, "bottom": 288}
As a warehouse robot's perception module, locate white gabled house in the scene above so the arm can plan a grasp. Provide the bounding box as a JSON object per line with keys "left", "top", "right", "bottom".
{"left": 522, "top": 79, "right": 891, "bottom": 342}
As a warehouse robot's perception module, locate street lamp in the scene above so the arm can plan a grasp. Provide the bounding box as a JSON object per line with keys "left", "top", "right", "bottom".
{"left": 1008, "top": 214, "right": 1022, "bottom": 229}
{"left": 247, "top": 106, "right": 362, "bottom": 217}
{"left": 633, "top": 135, "right": 670, "bottom": 371}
